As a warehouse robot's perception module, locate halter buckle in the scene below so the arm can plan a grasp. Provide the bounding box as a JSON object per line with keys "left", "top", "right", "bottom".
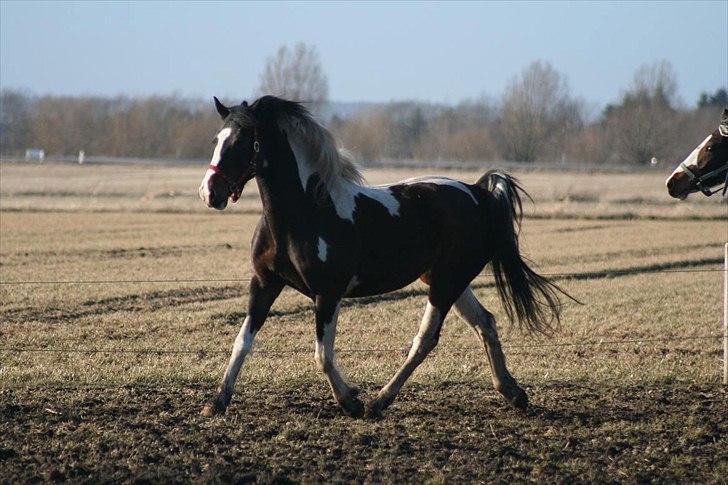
{"left": 253, "top": 141, "right": 260, "bottom": 153}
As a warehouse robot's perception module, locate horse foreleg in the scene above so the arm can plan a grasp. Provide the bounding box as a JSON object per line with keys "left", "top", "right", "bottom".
{"left": 366, "top": 300, "right": 446, "bottom": 417}
{"left": 314, "top": 295, "right": 364, "bottom": 417}
{"left": 201, "top": 274, "right": 284, "bottom": 416}
{"left": 454, "top": 287, "right": 528, "bottom": 409}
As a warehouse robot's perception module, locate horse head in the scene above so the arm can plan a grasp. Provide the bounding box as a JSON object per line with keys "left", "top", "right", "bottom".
{"left": 198, "top": 97, "right": 260, "bottom": 210}
{"left": 666, "top": 107, "right": 728, "bottom": 199}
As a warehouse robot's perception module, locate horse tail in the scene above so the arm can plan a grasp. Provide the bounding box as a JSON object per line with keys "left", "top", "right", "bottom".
{"left": 475, "top": 170, "right": 573, "bottom": 335}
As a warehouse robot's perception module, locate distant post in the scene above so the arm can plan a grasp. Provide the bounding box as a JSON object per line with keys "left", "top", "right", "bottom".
{"left": 78, "top": 150, "right": 85, "bottom": 164}
{"left": 723, "top": 243, "right": 727, "bottom": 385}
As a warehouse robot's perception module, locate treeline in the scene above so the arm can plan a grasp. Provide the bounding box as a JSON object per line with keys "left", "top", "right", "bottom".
{"left": 1, "top": 60, "right": 725, "bottom": 165}
{"left": 333, "top": 61, "right": 725, "bottom": 165}
{"left": 0, "top": 93, "right": 221, "bottom": 159}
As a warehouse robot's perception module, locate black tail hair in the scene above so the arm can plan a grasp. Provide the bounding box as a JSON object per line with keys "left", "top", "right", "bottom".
{"left": 477, "top": 170, "right": 575, "bottom": 334}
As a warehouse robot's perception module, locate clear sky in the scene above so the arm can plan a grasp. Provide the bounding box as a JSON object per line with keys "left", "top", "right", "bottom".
{"left": 1, "top": 1, "right": 726, "bottom": 107}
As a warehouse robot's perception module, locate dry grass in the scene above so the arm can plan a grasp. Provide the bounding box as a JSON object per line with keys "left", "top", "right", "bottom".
{"left": 1, "top": 161, "right": 726, "bottom": 482}
{"left": 1, "top": 161, "right": 726, "bottom": 218}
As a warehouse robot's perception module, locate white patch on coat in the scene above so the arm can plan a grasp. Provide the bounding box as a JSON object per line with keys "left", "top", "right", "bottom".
{"left": 287, "top": 132, "right": 400, "bottom": 222}
{"left": 400, "top": 176, "right": 479, "bottom": 204}
{"left": 666, "top": 134, "right": 711, "bottom": 185}
{"left": 330, "top": 184, "right": 400, "bottom": 222}
{"left": 288, "top": 134, "right": 316, "bottom": 191}
{"left": 318, "top": 237, "right": 328, "bottom": 262}
{"left": 345, "top": 275, "right": 360, "bottom": 295}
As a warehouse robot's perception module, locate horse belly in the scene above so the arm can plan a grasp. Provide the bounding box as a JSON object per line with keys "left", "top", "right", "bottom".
{"left": 346, "top": 230, "right": 435, "bottom": 297}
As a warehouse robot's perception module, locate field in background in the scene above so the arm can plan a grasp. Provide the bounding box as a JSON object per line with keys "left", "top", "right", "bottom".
{"left": 1, "top": 161, "right": 726, "bottom": 218}
{"left": 1, "top": 162, "right": 727, "bottom": 482}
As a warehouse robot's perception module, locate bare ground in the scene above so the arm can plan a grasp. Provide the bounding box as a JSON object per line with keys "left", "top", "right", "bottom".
{"left": 1, "top": 382, "right": 726, "bottom": 483}
{"left": 2, "top": 165, "right": 727, "bottom": 483}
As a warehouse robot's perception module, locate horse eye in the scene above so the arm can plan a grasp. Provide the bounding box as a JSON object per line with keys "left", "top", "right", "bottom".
{"left": 706, "top": 146, "right": 713, "bottom": 151}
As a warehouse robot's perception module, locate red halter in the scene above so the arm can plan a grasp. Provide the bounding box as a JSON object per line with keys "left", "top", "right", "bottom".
{"left": 207, "top": 138, "right": 260, "bottom": 203}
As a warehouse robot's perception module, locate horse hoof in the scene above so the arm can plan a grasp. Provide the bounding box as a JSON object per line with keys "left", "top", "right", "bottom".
{"left": 505, "top": 388, "right": 529, "bottom": 410}
{"left": 200, "top": 399, "right": 226, "bottom": 417}
{"left": 340, "top": 395, "right": 365, "bottom": 418}
{"left": 364, "top": 400, "right": 385, "bottom": 420}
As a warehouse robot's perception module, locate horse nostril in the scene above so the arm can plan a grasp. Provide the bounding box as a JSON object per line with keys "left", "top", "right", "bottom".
{"left": 666, "top": 179, "right": 674, "bottom": 190}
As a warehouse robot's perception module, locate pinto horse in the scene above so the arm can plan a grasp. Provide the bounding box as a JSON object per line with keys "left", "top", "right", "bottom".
{"left": 198, "top": 96, "right": 568, "bottom": 418}
{"left": 666, "top": 108, "right": 728, "bottom": 199}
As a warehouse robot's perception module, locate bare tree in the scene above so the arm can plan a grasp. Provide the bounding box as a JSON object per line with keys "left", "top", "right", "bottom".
{"left": 630, "top": 60, "right": 678, "bottom": 107}
{"left": 257, "top": 43, "right": 329, "bottom": 110}
{"left": 497, "top": 61, "right": 583, "bottom": 162}
{"left": 604, "top": 60, "right": 681, "bottom": 164}
{"left": 414, "top": 99, "right": 498, "bottom": 161}
{"left": 334, "top": 107, "right": 390, "bottom": 162}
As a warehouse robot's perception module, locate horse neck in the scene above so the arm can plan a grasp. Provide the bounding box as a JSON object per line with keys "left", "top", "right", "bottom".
{"left": 255, "top": 127, "right": 320, "bottom": 239}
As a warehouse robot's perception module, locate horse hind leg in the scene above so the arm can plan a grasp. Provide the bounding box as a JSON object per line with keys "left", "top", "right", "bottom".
{"left": 366, "top": 281, "right": 457, "bottom": 417}
{"left": 454, "top": 287, "right": 528, "bottom": 409}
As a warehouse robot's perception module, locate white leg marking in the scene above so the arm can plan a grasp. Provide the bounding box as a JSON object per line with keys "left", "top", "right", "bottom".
{"left": 454, "top": 288, "right": 500, "bottom": 343}
{"left": 221, "top": 316, "right": 256, "bottom": 396}
{"left": 317, "top": 237, "right": 328, "bottom": 262}
{"left": 454, "top": 287, "right": 522, "bottom": 397}
{"left": 314, "top": 304, "right": 352, "bottom": 398}
{"left": 374, "top": 302, "right": 442, "bottom": 407}
{"left": 407, "top": 302, "right": 441, "bottom": 359}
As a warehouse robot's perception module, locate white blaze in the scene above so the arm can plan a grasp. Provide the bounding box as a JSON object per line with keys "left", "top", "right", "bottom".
{"left": 210, "top": 127, "right": 233, "bottom": 167}
{"left": 199, "top": 127, "right": 234, "bottom": 203}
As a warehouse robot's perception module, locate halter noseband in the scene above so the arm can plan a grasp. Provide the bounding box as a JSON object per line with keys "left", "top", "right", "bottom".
{"left": 679, "top": 160, "right": 728, "bottom": 197}
{"left": 207, "top": 133, "right": 261, "bottom": 203}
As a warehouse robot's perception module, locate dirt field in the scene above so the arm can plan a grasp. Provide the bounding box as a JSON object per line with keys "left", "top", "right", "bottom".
{"left": 1, "top": 162, "right": 727, "bottom": 482}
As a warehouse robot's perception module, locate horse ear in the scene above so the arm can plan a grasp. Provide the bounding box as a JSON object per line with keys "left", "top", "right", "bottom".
{"left": 720, "top": 108, "right": 728, "bottom": 136}
{"left": 213, "top": 96, "right": 230, "bottom": 119}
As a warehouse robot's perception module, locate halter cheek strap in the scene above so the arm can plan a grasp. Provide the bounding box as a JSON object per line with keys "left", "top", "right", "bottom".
{"left": 207, "top": 133, "right": 261, "bottom": 203}
{"left": 679, "top": 160, "right": 728, "bottom": 197}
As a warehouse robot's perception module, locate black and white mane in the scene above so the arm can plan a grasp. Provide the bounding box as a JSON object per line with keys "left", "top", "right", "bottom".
{"left": 199, "top": 96, "right": 569, "bottom": 418}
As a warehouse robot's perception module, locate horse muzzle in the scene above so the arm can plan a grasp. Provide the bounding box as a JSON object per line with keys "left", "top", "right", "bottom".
{"left": 199, "top": 180, "right": 230, "bottom": 210}
{"left": 666, "top": 173, "right": 691, "bottom": 199}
